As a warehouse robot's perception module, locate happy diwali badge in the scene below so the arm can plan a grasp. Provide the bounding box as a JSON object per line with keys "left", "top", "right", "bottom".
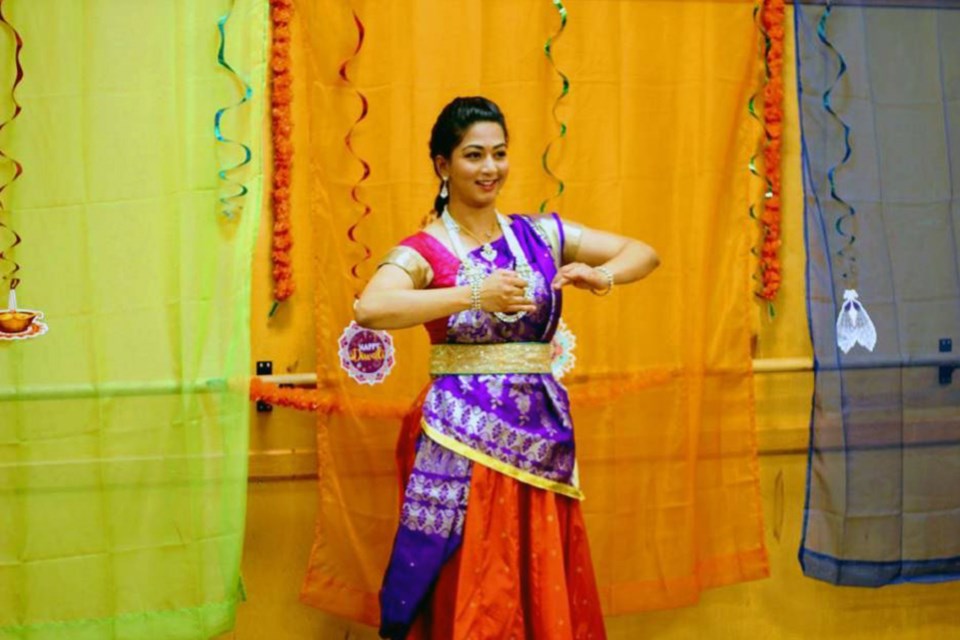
{"left": 338, "top": 321, "right": 395, "bottom": 385}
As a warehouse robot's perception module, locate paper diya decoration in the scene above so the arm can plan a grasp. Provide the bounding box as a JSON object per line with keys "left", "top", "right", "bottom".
{"left": 0, "top": 286, "right": 48, "bottom": 341}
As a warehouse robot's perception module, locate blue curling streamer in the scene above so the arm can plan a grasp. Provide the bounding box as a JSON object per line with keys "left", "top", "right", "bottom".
{"left": 817, "top": 1, "right": 858, "bottom": 282}
{"left": 214, "top": 0, "right": 254, "bottom": 220}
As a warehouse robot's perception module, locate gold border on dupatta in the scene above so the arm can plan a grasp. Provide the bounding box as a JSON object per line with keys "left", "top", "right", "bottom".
{"left": 421, "top": 420, "right": 585, "bottom": 501}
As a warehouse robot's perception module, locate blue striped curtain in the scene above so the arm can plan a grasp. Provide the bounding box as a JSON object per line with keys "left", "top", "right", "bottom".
{"left": 796, "top": 1, "right": 960, "bottom": 586}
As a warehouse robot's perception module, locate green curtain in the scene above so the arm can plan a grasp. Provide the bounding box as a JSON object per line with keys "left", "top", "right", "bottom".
{"left": 0, "top": 1, "right": 265, "bottom": 637}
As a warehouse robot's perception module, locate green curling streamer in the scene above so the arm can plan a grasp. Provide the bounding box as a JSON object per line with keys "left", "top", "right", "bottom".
{"left": 214, "top": 0, "right": 254, "bottom": 220}
{"left": 817, "top": 1, "right": 858, "bottom": 284}
{"left": 538, "top": 0, "right": 569, "bottom": 214}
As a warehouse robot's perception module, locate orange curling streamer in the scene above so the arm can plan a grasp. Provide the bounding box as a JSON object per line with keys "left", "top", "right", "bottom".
{"left": 0, "top": 0, "right": 24, "bottom": 293}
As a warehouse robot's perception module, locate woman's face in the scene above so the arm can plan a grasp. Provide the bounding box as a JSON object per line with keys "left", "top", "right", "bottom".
{"left": 437, "top": 121, "right": 509, "bottom": 210}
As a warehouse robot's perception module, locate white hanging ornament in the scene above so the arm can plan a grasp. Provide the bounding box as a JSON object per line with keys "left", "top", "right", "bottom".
{"left": 836, "top": 289, "right": 877, "bottom": 354}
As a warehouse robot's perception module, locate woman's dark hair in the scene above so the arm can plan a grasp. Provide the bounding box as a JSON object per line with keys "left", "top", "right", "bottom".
{"left": 429, "top": 96, "right": 508, "bottom": 214}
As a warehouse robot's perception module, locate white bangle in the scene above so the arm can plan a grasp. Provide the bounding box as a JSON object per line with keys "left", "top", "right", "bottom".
{"left": 469, "top": 274, "right": 484, "bottom": 311}
{"left": 591, "top": 266, "right": 614, "bottom": 296}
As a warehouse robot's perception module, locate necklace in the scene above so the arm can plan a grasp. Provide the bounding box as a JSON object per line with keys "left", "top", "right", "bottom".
{"left": 454, "top": 218, "right": 499, "bottom": 262}
{"left": 441, "top": 208, "right": 535, "bottom": 323}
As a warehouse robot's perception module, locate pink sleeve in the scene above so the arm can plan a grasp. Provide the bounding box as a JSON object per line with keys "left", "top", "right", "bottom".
{"left": 400, "top": 233, "right": 460, "bottom": 289}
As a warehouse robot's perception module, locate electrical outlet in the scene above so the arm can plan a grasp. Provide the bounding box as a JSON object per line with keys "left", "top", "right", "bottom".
{"left": 939, "top": 366, "right": 953, "bottom": 386}
{"left": 256, "top": 361, "right": 273, "bottom": 412}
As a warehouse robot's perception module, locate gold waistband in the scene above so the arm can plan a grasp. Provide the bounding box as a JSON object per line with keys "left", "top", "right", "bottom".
{"left": 430, "top": 342, "right": 553, "bottom": 375}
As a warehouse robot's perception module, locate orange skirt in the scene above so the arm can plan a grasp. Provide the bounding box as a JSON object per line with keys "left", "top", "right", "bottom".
{"left": 395, "top": 395, "right": 607, "bottom": 640}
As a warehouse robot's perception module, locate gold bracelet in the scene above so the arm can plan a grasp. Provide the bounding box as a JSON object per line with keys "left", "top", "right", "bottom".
{"left": 590, "top": 266, "right": 614, "bottom": 296}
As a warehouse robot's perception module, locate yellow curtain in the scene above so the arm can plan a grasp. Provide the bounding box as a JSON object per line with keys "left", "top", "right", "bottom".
{"left": 0, "top": 1, "right": 265, "bottom": 636}
{"left": 293, "top": 0, "right": 768, "bottom": 623}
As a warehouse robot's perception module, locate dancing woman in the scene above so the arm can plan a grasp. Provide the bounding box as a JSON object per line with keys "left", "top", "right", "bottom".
{"left": 355, "top": 96, "right": 659, "bottom": 640}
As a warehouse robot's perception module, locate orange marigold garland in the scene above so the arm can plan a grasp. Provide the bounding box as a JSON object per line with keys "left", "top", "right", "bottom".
{"left": 250, "top": 378, "right": 411, "bottom": 418}
{"left": 757, "top": 0, "right": 785, "bottom": 302}
{"left": 270, "top": 0, "right": 295, "bottom": 306}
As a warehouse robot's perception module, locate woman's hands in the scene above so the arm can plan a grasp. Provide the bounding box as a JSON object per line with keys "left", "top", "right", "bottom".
{"left": 353, "top": 265, "right": 538, "bottom": 330}
{"left": 479, "top": 269, "right": 537, "bottom": 314}
{"left": 551, "top": 263, "right": 611, "bottom": 293}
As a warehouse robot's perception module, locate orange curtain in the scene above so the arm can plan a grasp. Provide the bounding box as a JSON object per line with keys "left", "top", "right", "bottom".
{"left": 292, "top": 0, "right": 768, "bottom": 623}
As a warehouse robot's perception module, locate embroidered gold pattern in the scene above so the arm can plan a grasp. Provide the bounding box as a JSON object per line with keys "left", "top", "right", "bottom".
{"left": 412, "top": 438, "right": 472, "bottom": 476}
{"left": 400, "top": 438, "right": 471, "bottom": 537}
{"left": 401, "top": 500, "right": 465, "bottom": 537}
{"left": 423, "top": 385, "right": 578, "bottom": 486}
{"left": 430, "top": 342, "right": 553, "bottom": 375}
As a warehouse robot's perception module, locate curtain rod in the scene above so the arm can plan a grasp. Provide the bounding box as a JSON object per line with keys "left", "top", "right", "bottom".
{"left": 3, "top": 355, "right": 956, "bottom": 401}
{"left": 257, "top": 357, "right": 957, "bottom": 386}
{"left": 0, "top": 378, "right": 229, "bottom": 402}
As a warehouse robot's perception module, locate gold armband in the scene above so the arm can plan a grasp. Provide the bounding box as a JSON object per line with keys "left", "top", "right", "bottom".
{"left": 378, "top": 246, "right": 433, "bottom": 289}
